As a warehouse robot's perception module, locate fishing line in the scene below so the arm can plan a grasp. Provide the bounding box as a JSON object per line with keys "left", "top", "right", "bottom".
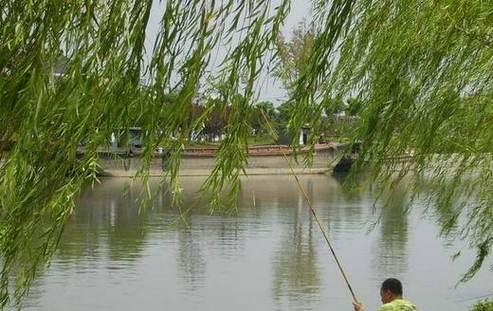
{"left": 260, "top": 109, "right": 359, "bottom": 303}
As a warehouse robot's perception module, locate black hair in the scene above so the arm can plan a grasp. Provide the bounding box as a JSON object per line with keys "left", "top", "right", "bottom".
{"left": 381, "top": 278, "right": 403, "bottom": 296}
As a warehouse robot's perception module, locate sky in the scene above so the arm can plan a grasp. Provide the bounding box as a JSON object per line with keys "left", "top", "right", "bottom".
{"left": 143, "top": 1, "right": 312, "bottom": 105}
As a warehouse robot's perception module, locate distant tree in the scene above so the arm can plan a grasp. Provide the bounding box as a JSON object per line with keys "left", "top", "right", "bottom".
{"left": 345, "top": 98, "right": 364, "bottom": 117}
{"left": 323, "top": 97, "right": 346, "bottom": 116}
{"left": 251, "top": 101, "right": 277, "bottom": 135}
{"left": 255, "top": 101, "right": 277, "bottom": 120}
{"left": 274, "top": 19, "right": 315, "bottom": 94}
{"left": 275, "top": 101, "right": 295, "bottom": 126}
{"left": 200, "top": 97, "right": 229, "bottom": 142}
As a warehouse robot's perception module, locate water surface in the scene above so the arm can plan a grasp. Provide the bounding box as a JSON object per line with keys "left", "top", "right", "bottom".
{"left": 24, "top": 175, "right": 492, "bottom": 310}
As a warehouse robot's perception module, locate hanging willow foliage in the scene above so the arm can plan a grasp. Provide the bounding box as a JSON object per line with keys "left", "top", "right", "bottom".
{"left": 0, "top": 0, "right": 492, "bottom": 307}
{"left": 0, "top": 0, "right": 292, "bottom": 306}
{"left": 300, "top": 0, "right": 493, "bottom": 281}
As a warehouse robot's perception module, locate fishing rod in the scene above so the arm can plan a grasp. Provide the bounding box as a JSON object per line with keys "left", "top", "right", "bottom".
{"left": 260, "top": 110, "right": 359, "bottom": 304}
{"left": 283, "top": 152, "right": 359, "bottom": 303}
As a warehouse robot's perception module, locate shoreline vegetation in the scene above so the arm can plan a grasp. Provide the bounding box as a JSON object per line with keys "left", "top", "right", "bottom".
{"left": 472, "top": 300, "right": 493, "bottom": 311}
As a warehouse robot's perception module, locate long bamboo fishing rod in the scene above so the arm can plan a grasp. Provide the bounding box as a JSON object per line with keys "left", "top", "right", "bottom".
{"left": 283, "top": 152, "right": 359, "bottom": 303}
{"left": 260, "top": 110, "right": 359, "bottom": 303}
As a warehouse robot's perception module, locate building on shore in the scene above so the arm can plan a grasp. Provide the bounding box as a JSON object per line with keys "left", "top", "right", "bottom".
{"left": 276, "top": 125, "right": 312, "bottom": 146}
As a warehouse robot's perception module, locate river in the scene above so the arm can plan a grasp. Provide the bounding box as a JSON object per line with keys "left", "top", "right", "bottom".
{"left": 22, "top": 175, "right": 492, "bottom": 310}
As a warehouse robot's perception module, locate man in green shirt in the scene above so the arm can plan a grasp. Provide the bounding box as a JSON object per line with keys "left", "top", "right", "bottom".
{"left": 353, "top": 278, "right": 418, "bottom": 311}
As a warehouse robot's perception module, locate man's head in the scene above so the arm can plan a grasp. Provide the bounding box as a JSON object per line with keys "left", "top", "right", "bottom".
{"left": 380, "top": 278, "right": 403, "bottom": 304}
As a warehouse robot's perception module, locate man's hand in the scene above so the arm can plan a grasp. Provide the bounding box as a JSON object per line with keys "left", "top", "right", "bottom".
{"left": 353, "top": 301, "right": 364, "bottom": 311}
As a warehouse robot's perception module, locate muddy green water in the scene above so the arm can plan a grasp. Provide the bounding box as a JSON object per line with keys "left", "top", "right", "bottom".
{"left": 23, "top": 175, "right": 492, "bottom": 310}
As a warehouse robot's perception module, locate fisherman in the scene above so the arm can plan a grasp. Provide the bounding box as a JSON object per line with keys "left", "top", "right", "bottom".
{"left": 353, "top": 278, "right": 418, "bottom": 311}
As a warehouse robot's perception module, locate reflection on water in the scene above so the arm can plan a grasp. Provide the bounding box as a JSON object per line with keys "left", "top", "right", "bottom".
{"left": 22, "top": 175, "right": 492, "bottom": 311}
{"left": 176, "top": 227, "right": 207, "bottom": 292}
{"left": 372, "top": 187, "right": 409, "bottom": 277}
{"left": 272, "top": 188, "right": 320, "bottom": 310}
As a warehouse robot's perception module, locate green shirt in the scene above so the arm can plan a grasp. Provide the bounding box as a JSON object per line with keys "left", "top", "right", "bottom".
{"left": 377, "top": 299, "right": 418, "bottom": 311}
